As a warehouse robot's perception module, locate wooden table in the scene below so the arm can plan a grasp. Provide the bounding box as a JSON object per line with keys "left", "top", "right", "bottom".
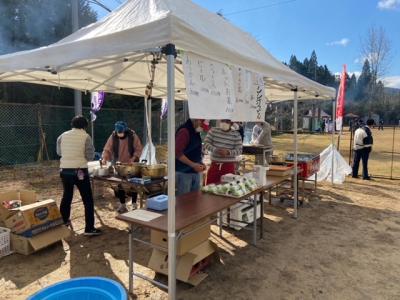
{"left": 91, "top": 175, "right": 168, "bottom": 207}
{"left": 116, "top": 187, "right": 266, "bottom": 293}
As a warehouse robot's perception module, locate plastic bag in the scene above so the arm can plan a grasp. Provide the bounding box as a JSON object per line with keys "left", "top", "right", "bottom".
{"left": 310, "top": 144, "right": 352, "bottom": 184}
{"left": 140, "top": 142, "right": 158, "bottom": 165}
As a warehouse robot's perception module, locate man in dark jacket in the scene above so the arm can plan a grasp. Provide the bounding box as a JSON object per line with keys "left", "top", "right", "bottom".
{"left": 175, "top": 119, "right": 206, "bottom": 196}
{"left": 352, "top": 119, "right": 374, "bottom": 180}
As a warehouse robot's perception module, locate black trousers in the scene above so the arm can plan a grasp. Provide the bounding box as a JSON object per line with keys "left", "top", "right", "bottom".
{"left": 60, "top": 169, "right": 95, "bottom": 231}
{"left": 352, "top": 148, "right": 371, "bottom": 179}
{"left": 114, "top": 184, "right": 137, "bottom": 204}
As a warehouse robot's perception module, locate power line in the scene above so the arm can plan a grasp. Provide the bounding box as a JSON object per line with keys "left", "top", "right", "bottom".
{"left": 223, "top": 0, "right": 298, "bottom": 16}
{"left": 88, "top": 0, "right": 112, "bottom": 12}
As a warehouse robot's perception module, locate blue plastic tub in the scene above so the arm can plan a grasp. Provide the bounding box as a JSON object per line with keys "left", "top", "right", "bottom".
{"left": 28, "top": 277, "right": 127, "bottom": 300}
{"left": 147, "top": 194, "right": 168, "bottom": 211}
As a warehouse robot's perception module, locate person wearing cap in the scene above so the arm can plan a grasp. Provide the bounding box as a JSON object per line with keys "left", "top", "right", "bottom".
{"left": 204, "top": 119, "right": 243, "bottom": 184}
{"left": 56, "top": 116, "right": 101, "bottom": 236}
{"left": 352, "top": 119, "right": 374, "bottom": 180}
{"left": 102, "top": 121, "right": 143, "bottom": 212}
{"left": 251, "top": 121, "right": 273, "bottom": 165}
{"left": 175, "top": 119, "right": 206, "bottom": 196}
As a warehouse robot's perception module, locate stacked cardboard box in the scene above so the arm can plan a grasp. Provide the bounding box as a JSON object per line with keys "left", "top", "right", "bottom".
{"left": 0, "top": 190, "right": 70, "bottom": 255}
{"left": 148, "top": 218, "right": 217, "bottom": 286}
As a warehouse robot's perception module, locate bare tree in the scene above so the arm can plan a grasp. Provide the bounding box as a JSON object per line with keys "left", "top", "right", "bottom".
{"left": 361, "top": 26, "right": 392, "bottom": 82}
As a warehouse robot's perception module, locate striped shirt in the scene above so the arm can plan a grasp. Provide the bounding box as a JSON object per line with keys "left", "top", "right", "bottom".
{"left": 204, "top": 127, "right": 242, "bottom": 162}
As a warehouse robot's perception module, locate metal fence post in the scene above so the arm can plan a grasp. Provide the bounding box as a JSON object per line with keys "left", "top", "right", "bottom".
{"left": 390, "top": 125, "right": 395, "bottom": 180}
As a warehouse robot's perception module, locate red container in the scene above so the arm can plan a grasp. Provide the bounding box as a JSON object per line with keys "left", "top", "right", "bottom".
{"left": 286, "top": 154, "right": 320, "bottom": 179}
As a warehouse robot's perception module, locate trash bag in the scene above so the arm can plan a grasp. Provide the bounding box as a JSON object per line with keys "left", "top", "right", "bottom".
{"left": 140, "top": 142, "right": 157, "bottom": 165}
{"left": 310, "top": 144, "right": 352, "bottom": 184}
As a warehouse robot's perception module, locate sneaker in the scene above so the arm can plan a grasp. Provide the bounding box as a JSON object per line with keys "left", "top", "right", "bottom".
{"left": 131, "top": 203, "right": 138, "bottom": 210}
{"left": 84, "top": 228, "right": 102, "bottom": 236}
{"left": 117, "top": 203, "right": 128, "bottom": 214}
{"left": 363, "top": 176, "right": 372, "bottom": 180}
{"left": 352, "top": 175, "right": 359, "bottom": 179}
{"left": 64, "top": 221, "right": 73, "bottom": 230}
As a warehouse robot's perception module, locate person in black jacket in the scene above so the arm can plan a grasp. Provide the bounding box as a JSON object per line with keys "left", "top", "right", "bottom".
{"left": 352, "top": 119, "right": 374, "bottom": 180}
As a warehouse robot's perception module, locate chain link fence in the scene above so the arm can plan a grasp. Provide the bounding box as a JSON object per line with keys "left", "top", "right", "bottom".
{"left": 0, "top": 102, "right": 187, "bottom": 166}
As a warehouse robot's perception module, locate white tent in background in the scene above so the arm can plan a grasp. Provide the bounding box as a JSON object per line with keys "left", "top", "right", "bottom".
{"left": 312, "top": 144, "right": 352, "bottom": 184}
{"left": 0, "top": 0, "right": 336, "bottom": 298}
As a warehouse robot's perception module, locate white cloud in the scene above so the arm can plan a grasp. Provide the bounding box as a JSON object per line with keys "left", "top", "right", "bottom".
{"left": 382, "top": 76, "right": 400, "bottom": 88}
{"left": 377, "top": 0, "right": 400, "bottom": 10}
{"left": 326, "top": 38, "right": 350, "bottom": 47}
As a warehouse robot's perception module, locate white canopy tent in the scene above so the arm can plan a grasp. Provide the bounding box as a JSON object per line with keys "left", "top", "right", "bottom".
{"left": 0, "top": 0, "right": 336, "bottom": 298}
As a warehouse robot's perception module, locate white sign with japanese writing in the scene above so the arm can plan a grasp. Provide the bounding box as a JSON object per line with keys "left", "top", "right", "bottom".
{"left": 182, "top": 52, "right": 266, "bottom": 121}
{"left": 182, "top": 52, "right": 235, "bottom": 119}
{"left": 231, "top": 67, "right": 265, "bottom": 121}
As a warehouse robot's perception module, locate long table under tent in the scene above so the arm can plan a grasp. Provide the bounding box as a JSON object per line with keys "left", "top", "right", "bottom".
{"left": 0, "top": 0, "right": 336, "bottom": 297}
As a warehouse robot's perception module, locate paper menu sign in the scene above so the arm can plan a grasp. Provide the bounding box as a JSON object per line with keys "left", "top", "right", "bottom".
{"left": 182, "top": 52, "right": 266, "bottom": 121}
{"left": 232, "top": 67, "right": 265, "bottom": 121}
{"left": 122, "top": 209, "right": 162, "bottom": 222}
{"left": 183, "top": 52, "right": 235, "bottom": 119}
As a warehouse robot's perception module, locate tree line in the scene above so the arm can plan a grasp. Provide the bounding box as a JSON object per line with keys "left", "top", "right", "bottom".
{"left": 286, "top": 48, "right": 399, "bottom": 125}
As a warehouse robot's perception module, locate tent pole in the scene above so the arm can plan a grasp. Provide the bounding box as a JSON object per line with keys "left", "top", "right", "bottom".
{"left": 165, "top": 44, "right": 177, "bottom": 300}
{"left": 148, "top": 98, "right": 152, "bottom": 162}
{"left": 331, "top": 98, "right": 336, "bottom": 185}
{"left": 91, "top": 119, "right": 94, "bottom": 146}
{"left": 293, "top": 89, "right": 298, "bottom": 219}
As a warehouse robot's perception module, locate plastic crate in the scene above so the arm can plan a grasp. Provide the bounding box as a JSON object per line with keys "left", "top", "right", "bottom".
{"left": 0, "top": 227, "right": 11, "bottom": 258}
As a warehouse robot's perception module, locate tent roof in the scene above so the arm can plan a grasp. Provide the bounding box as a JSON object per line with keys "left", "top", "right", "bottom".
{"left": 0, "top": 0, "right": 336, "bottom": 101}
{"left": 305, "top": 109, "right": 330, "bottom": 118}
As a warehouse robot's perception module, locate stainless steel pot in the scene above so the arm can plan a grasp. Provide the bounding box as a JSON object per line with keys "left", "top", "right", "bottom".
{"left": 141, "top": 164, "right": 167, "bottom": 178}
{"left": 115, "top": 162, "right": 145, "bottom": 178}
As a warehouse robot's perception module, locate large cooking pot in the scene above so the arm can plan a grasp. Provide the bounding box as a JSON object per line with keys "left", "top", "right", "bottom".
{"left": 141, "top": 164, "right": 167, "bottom": 179}
{"left": 115, "top": 162, "right": 145, "bottom": 178}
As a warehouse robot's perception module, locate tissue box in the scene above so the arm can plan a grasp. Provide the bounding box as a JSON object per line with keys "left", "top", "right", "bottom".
{"left": 147, "top": 195, "right": 168, "bottom": 211}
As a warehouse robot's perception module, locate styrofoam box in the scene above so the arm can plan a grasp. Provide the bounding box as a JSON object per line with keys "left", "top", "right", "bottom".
{"left": 217, "top": 199, "right": 261, "bottom": 231}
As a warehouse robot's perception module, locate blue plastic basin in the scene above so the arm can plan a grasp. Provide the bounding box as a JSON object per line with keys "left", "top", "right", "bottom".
{"left": 28, "top": 277, "right": 127, "bottom": 300}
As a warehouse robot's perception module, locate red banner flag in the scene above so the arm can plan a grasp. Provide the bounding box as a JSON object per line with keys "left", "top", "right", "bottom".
{"left": 335, "top": 64, "right": 347, "bottom": 130}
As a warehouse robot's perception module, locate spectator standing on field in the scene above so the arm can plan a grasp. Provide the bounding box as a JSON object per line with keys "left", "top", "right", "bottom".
{"left": 352, "top": 119, "right": 374, "bottom": 180}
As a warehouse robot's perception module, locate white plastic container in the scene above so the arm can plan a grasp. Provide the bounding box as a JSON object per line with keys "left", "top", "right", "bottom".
{"left": 253, "top": 165, "right": 269, "bottom": 187}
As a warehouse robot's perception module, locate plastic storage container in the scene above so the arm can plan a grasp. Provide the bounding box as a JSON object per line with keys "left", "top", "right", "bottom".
{"left": 147, "top": 195, "right": 168, "bottom": 211}
{"left": 0, "top": 227, "right": 11, "bottom": 258}
{"left": 28, "top": 277, "right": 127, "bottom": 300}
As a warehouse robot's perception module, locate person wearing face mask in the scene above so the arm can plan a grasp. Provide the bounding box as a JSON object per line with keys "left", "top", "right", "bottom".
{"left": 204, "top": 119, "right": 243, "bottom": 184}
{"left": 175, "top": 119, "right": 206, "bottom": 196}
{"left": 102, "top": 121, "right": 143, "bottom": 213}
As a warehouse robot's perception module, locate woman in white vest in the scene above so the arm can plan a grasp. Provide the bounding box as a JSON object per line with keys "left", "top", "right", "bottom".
{"left": 56, "top": 116, "right": 101, "bottom": 236}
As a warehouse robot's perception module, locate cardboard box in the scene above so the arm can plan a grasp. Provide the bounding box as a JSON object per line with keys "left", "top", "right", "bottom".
{"left": 4, "top": 199, "right": 63, "bottom": 237}
{"left": 11, "top": 225, "right": 70, "bottom": 255}
{"left": 0, "top": 190, "right": 37, "bottom": 223}
{"left": 148, "top": 239, "right": 217, "bottom": 286}
{"left": 151, "top": 218, "right": 211, "bottom": 256}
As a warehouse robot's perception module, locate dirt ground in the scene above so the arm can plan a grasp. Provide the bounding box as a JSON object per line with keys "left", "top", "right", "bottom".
{"left": 1, "top": 162, "right": 400, "bottom": 300}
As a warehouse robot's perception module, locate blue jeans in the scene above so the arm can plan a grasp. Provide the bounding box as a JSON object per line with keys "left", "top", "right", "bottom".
{"left": 176, "top": 172, "right": 201, "bottom": 196}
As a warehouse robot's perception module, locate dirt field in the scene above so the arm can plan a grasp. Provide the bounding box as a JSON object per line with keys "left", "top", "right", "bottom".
{"left": 1, "top": 158, "right": 400, "bottom": 299}
{"left": 272, "top": 127, "right": 400, "bottom": 179}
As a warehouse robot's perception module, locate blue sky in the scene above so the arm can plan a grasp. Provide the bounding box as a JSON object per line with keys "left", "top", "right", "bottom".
{"left": 93, "top": 0, "right": 400, "bottom": 88}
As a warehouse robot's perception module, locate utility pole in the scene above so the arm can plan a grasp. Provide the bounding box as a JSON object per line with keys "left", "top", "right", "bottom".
{"left": 72, "top": 0, "right": 82, "bottom": 116}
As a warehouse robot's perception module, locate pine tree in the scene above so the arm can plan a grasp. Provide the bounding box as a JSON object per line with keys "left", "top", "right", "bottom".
{"left": 355, "top": 59, "right": 372, "bottom": 101}
{"left": 308, "top": 50, "right": 318, "bottom": 80}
